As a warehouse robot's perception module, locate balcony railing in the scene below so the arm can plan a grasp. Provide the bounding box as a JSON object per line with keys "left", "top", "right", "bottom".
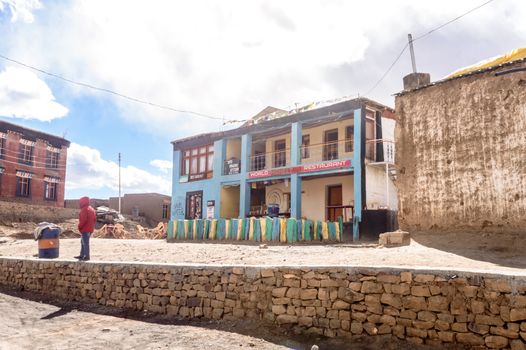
{"left": 301, "top": 139, "right": 353, "bottom": 164}
{"left": 365, "top": 139, "right": 395, "bottom": 163}
{"left": 250, "top": 149, "right": 290, "bottom": 171}
{"left": 245, "top": 139, "right": 394, "bottom": 173}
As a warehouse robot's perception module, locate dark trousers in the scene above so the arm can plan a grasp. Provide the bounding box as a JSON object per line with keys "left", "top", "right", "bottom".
{"left": 80, "top": 232, "right": 91, "bottom": 258}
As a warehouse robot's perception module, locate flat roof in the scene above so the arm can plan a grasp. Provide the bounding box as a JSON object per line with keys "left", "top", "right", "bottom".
{"left": 0, "top": 119, "right": 70, "bottom": 147}
{"left": 396, "top": 58, "right": 526, "bottom": 96}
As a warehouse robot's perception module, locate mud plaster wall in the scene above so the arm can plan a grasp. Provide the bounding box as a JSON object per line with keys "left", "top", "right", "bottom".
{"left": 395, "top": 61, "right": 526, "bottom": 232}
{"left": 0, "top": 201, "right": 78, "bottom": 223}
{"left": 1, "top": 258, "right": 526, "bottom": 349}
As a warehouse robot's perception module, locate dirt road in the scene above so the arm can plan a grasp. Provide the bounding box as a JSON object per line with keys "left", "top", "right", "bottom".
{"left": 0, "top": 288, "right": 291, "bottom": 350}
{"left": 0, "top": 230, "right": 524, "bottom": 274}
{"left": 0, "top": 288, "right": 442, "bottom": 350}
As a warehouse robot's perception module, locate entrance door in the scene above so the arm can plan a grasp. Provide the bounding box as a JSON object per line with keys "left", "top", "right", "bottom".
{"left": 274, "top": 139, "right": 286, "bottom": 167}
{"left": 185, "top": 191, "right": 203, "bottom": 219}
{"left": 323, "top": 129, "right": 339, "bottom": 160}
{"left": 327, "top": 185, "right": 343, "bottom": 221}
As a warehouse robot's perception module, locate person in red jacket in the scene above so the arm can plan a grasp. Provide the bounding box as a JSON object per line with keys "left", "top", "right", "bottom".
{"left": 75, "top": 196, "right": 96, "bottom": 261}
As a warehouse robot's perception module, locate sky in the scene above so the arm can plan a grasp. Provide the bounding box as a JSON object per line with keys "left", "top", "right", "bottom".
{"left": 0, "top": 0, "right": 524, "bottom": 199}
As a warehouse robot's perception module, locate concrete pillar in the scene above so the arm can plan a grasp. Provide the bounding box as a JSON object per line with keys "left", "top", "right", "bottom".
{"left": 171, "top": 149, "right": 182, "bottom": 220}
{"left": 353, "top": 108, "right": 362, "bottom": 241}
{"left": 290, "top": 122, "right": 302, "bottom": 165}
{"left": 290, "top": 122, "right": 302, "bottom": 219}
{"left": 239, "top": 134, "right": 252, "bottom": 217}
{"left": 214, "top": 139, "right": 226, "bottom": 177}
{"left": 212, "top": 139, "right": 225, "bottom": 218}
{"left": 290, "top": 174, "right": 301, "bottom": 219}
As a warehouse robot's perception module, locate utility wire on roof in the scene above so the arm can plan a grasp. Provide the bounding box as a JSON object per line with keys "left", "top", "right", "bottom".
{"left": 364, "top": 0, "right": 499, "bottom": 96}
{"left": 0, "top": 53, "right": 246, "bottom": 124}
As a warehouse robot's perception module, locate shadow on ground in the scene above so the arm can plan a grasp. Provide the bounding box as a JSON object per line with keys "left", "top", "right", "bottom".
{"left": 0, "top": 286, "right": 456, "bottom": 350}
{"left": 410, "top": 230, "right": 526, "bottom": 269}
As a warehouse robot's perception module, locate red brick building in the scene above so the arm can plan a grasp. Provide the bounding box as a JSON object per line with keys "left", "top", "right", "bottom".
{"left": 0, "top": 120, "right": 70, "bottom": 207}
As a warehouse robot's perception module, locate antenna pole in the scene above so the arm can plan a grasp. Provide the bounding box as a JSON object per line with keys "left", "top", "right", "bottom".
{"left": 118, "top": 152, "right": 121, "bottom": 214}
{"left": 408, "top": 34, "right": 418, "bottom": 73}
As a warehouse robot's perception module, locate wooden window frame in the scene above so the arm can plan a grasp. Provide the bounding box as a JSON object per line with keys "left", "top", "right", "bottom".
{"left": 274, "top": 139, "right": 286, "bottom": 168}
{"left": 0, "top": 138, "right": 5, "bottom": 159}
{"left": 46, "top": 151, "right": 59, "bottom": 169}
{"left": 345, "top": 126, "right": 354, "bottom": 152}
{"left": 365, "top": 110, "right": 376, "bottom": 160}
{"left": 44, "top": 181, "right": 57, "bottom": 201}
{"left": 16, "top": 176, "right": 31, "bottom": 197}
{"left": 323, "top": 129, "right": 339, "bottom": 161}
{"left": 162, "top": 204, "right": 169, "bottom": 219}
{"left": 301, "top": 135, "right": 310, "bottom": 159}
{"left": 181, "top": 145, "right": 214, "bottom": 181}
{"left": 19, "top": 143, "right": 33, "bottom": 165}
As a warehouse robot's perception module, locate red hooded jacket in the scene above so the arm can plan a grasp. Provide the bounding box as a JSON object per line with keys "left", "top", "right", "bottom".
{"left": 78, "top": 196, "right": 96, "bottom": 233}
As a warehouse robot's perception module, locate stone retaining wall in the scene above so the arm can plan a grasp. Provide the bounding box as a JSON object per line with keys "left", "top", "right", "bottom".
{"left": 1, "top": 258, "right": 525, "bottom": 349}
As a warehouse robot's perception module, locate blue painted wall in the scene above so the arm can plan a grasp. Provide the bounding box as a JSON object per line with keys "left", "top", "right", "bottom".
{"left": 171, "top": 107, "right": 364, "bottom": 241}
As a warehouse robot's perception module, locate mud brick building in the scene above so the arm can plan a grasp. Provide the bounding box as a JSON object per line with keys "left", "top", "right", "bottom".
{"left": 395, "top": 51, "right": 526, "bottom": 232}
{"left": 109, "top": 193, "right": 171, "bottom": 224}
{"left": 0, "top": 120, "right": 70, "bottom": 207}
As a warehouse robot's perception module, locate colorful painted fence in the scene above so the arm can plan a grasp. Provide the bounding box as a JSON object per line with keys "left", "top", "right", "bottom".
{"left": 166, "top": 217, "right": 344, "bottom": 243}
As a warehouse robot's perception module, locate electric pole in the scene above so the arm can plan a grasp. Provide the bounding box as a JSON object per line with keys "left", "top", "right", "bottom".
{"left": 118, "top": 152, "right": 121, "bottom": 214}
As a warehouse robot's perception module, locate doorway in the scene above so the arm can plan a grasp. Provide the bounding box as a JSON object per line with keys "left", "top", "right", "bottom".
{"left": 323, "top": 129, "right": 338, "bottom": 160}
{"left": 326, "top": 184, "right": 343, "bottom": 221}
{"left": 274, "top": 139, "right": 286, "bottom": 168}
{"left": 185, "top": 191, "right": 203, "bottom": 219}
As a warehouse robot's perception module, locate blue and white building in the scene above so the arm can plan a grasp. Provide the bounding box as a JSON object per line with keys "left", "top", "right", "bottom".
{"left": 171, "top": 97, "right": 397, "bottom": 240}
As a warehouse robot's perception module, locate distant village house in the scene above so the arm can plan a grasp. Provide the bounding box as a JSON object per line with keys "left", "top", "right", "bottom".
{"left": 0, "top": 120, "right": 70, "bottom": 207}
{"left": 109, "top": 193, "right": 171, "bottom": 225}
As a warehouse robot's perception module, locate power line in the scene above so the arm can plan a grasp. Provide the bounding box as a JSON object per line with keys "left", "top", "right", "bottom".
{"left": 365, "top": 0, "right": 498, "bottom": 96}
{"left": 411, "top": 0, "right": 498, "bottom": 42}
{"left": 0, "top": 53, "right": 246, "bottom": 124}
{"left": 365, "top": 43, "right": 409, "bottom": 96}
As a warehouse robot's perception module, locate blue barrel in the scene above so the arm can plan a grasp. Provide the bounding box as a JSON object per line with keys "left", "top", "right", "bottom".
{"left": 38, "top": 228, "right": 60, "bottom": 259}
{"left": 267, "top": 204, "right": 280, "bottom": 217}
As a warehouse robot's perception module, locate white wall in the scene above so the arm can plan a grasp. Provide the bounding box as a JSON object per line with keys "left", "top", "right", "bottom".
{"left": 365, "top": 165, "right": 398, "bottom": 210}
{"left": 302, "top": 175, "right": 354, "bottom": 221}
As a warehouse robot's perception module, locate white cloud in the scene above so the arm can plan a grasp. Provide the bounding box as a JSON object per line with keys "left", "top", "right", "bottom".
{"left": 0, "top": 66, "right": 68, "bottom": 121}
{"left": 0, "top": 0, "right": 41, "bottom": 23}
{"left": 2, "top": 1, "right": 525, "bottom": 137}
{"left": 66, "top": 143, "right": 171, "bottom": 195}
{"left": 150, "top": 159, "right": 172, "bottom": 174}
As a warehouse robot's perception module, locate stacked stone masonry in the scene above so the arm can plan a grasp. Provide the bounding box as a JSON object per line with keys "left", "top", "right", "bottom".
{"left": 1, "top": 258, "right": 525, "bottom": 349}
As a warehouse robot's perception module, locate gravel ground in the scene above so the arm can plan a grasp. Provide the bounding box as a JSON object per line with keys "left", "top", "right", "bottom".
{"left": 0, "top": 231, "right": 524, "bottom": 274}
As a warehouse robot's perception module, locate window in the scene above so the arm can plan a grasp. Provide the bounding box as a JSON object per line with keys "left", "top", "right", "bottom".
{"left": 44, "top": 182, "right": 57, "bottom": 201}
{"left": 16, "top": 172, "right": 32, "bottom": 197}
{"left": 345, "top": 126, "right": 354, "bottom": 152}
{"left": 162, "top": 204, "right": 169, "bottom": 219}
{"left": 0, "top": 136, "right": 5, "bottom": 159}
{"left": 0, "top": 167, "right": 4, "bottom": 195}
{"left": 46, "top": 149, "right": 60, "bottom": 169}
{"left": 323, "top": 129, "right": 338, "bottom": 161}
{"left": 181, "top": 145, "right": 214, "bottom": 181}
{"left": 301, "top": 135, "right": 310, "bottom": 159}
{"left": 274, "top": 139, "right": 286, "bottom": 167}
{"left": 19, "top": 141, "right": 34, "bottom": 165}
